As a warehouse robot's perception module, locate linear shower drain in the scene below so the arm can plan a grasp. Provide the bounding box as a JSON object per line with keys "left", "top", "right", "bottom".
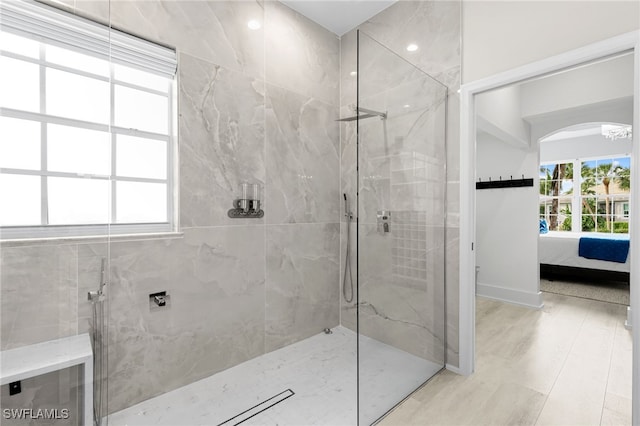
{"left": 217, "top": 389, "right": 295, "bottom": 426}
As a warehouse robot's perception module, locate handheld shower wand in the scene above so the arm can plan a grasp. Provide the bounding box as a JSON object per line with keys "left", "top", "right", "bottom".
{"left": 343, "top": 193, "right": 353, "bottom": 220}
{"left": 343, "top": 194, "right": 354, "bottom": 303}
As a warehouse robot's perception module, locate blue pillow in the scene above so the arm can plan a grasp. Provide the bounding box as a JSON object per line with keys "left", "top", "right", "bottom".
{"left": 539, "top": 219, "right": 548, "bottom": 234}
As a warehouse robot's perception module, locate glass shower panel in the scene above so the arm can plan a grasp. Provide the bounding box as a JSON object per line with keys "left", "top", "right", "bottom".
{"left": 356, "top": 31, "right": 447, "bottom": 424}
{"left": 0, "top": 1, "right": 114, "bottom": 422}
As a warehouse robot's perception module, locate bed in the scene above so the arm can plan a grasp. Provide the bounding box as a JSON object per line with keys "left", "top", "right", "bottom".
{"left": 539, "top": 232, "right": 630, "bottom": 283}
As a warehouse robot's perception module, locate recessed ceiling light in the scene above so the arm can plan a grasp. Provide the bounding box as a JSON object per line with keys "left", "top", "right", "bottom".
{"left": 247, "top": 19, "right": 261, "bottom": 30}
{"left": 403, "top": 104, "right": 410, "bottom": 108}
{"left": 406, "top": 44, "right": 418, "bottom": 52}
{"left": 350, "top": 71, "right": 357, "bottom": 76}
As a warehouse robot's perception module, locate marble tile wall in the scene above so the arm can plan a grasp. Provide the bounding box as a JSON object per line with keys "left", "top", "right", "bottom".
{"left": 1, "top": 0, "right": 460, "bottom": 417}
{"left": 265, "top": 223, "right": 340, "bottom": 352}
{"left": 339, "top": 0, "right": 461, "bottom": 367}
{"left": 1, "top": 0, "right": 341, "bottom": 415}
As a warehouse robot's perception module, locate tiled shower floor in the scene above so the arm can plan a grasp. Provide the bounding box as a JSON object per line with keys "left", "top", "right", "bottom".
{"left": 108, "top": 326, "right": 442, "bottom": 426}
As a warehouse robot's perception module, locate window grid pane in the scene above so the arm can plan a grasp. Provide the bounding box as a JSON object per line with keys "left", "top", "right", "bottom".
{"left": 114, "top": 85, "right": 169, "bottom": 134}
{"left": 46, "top": 68, "right": 110, "bottom": 123}
{"left": 1, "top": 32, "right": 174, "bottom": 236}
{"left": 48, "top": 177, "right": 110, "bottom": 225}
{"left": 0, "top": 56, "right": 40, "bottom": 112}
{"left": 0, "top": 174, "right": 41, "bottom": 226}
{"left": 0, "top": 116, "right": 41, "bottom": 170}
{"left": 542, "top": 156, "right": 630, "bottom": 233}
{"left": 47, "top": 124, "right": 111, "bottom": 175}
{"left": 115, "top": 181, "right": 167, "bottom": 224}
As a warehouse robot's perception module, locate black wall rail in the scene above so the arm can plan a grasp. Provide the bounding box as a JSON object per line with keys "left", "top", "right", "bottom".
{"left": 476, "top": 176, "right": 534, "bottom": 190}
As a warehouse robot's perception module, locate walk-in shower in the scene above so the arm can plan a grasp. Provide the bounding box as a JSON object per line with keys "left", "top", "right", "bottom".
{"left": 349, "top": 30, "right": 448, "bottom": 423}
{"left": 0, "top": 1, "right": 451, "bottom": 423}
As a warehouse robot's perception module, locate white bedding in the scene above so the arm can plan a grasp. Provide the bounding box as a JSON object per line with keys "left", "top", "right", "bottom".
{"left": 539, "top": 232, "right": 630, "bottom": 273}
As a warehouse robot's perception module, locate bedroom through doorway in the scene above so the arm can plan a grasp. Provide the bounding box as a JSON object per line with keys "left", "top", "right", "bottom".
{"left": 461, "top": 29, "right": 639, "bottom": 424}
{"left": 474, "top": 51, "right": 633, "bottom": 320}
{"left": 470, "top": 46, "right": 634, "bottom": 426}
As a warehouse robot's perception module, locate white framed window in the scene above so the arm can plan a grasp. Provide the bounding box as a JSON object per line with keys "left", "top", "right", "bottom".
{"left": 539, "top": 156, "right": 631, "bottom": 234}
{"left": 0, "top": 1, "right": 177, "bottom": 239}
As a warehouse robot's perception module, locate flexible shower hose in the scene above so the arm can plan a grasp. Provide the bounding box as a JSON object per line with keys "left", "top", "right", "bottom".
{"left": 343, "top": 217, "right": 354, "bottom": 303}
{"left": 91, "top": 300, "right": 103, "bottom": 426}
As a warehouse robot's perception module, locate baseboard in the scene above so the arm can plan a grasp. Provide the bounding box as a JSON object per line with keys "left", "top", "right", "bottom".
{"left": 477, "top": 282, "right": 544, "bottom": 309}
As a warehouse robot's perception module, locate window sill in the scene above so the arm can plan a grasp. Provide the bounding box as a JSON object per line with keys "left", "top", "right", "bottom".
{"left": 0, "top": 231, "right": 184, "bottom": 248}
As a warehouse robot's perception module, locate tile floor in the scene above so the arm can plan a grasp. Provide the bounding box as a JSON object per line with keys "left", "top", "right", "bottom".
{"left": 108, "top": 326, "right": 442, "bottom": 426}
{"left": 381, "top": 292, "right": 632, "bottom": 426}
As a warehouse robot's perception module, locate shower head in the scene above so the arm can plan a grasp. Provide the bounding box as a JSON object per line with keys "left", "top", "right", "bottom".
{"left": 336, "top": 106, "right": 387, "bottom": 122}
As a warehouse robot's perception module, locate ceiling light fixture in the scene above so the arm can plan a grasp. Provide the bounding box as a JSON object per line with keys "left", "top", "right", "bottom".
{"left": 247, "top": 19, "right": 261, "bottom": 30}
{"left": 604, "top": 125, "right": 632, "bottom": 141}
{"left": 406, "top": 44, "right": 418, "bottom": 52}
{"left": 350, "top": 71, "right": 357, "bottom": 76}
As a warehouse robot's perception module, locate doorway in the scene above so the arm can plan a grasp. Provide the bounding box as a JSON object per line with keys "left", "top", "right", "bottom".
{"left": 459, "top": 30, "right": 640, "bottom": 423}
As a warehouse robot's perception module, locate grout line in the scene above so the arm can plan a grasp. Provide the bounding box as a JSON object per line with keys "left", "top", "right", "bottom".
{"left": 531, "top": 301, "right": 588, "bottom": 426}
{"left": 600, "top": 319, "right": 618, "bottom": 425}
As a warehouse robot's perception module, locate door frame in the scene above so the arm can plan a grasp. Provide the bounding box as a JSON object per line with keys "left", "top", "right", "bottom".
{"left": 458, "top": 29, "right": 640, "bottom": 422}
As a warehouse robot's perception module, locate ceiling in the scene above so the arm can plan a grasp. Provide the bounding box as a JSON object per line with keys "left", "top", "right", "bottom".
{"left": 280, "top": 0, "right": 397, "bottom": 36}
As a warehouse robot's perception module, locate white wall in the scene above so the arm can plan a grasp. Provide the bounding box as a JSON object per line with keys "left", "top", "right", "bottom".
{"left": 540, "top": 133, "right": 633, "bottom": 163}
{"left": 476, "top": 132, "right": 542, "bottom": 308}
{"left": 521, "top": 54, "right": 635, "bottom": 119}
{"left": 476, "top": 85, "right": 530, "bottom": 147}
{"left": 462, "top": 1, "right": 640, "bottom": 83}
{"left": 529, "top": 98, "right": 634, "bottom": 143}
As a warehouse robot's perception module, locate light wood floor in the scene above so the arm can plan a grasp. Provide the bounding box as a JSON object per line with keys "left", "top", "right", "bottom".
{"left": 380, "top": 292, "right": 632, "bottom": 426}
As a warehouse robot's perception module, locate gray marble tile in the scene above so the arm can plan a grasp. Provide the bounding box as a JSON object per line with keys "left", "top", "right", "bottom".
{"left": 95, "top": 227, "right": 265, "bottom": 414}
{"left": 340, "top": 30, "right": 358, "bottom": 108}
{"left": 337, "top": 6, "right": 454, "bottom": 367}
{"left": 355, "top": 94, "right": 447, "bottom": 225}
{"left": 357, "top": 32, "right": 435, "bottom": 103}
{"left": 108, "top": 0, "right": 265, "bottom": 80}
{"left": 339, "top": 105, "right": 357, "bottom": 225}
{"left": 339, "top": 221, "right": 358, "bottom": 332}
{"left": 446, "top": 226, "right": 460, "bottom": 367}
{"left": 357, "top": 82, "right": 448, "bottom": 160}
{"left": 77, "top": 242, "right": 109, "bottom": 336}
{"left": 265, "top": 223, "right": 340, "bottom": 352}
{"left": 265, "top": 84, "right": 340, "bottom": 224}
{"left": 355, "top": 223, "right": 446, "bottom": 364}
{"left": 358, "top": 0, "right": 461, "bottom": 87}
{"left": 179, "top": 53, "right": 265, "bottom": 227}
{"left": 74, "top": 0, "right": 109, "bottom": 24}
{"left": 264, "top": 1, "right": 339, "bottom": 106}
{"left": 0, "top": 244, "right": 78, "bottom": 350}
{"left": 446, "top": 87, "right": 461, "bottom": 184}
